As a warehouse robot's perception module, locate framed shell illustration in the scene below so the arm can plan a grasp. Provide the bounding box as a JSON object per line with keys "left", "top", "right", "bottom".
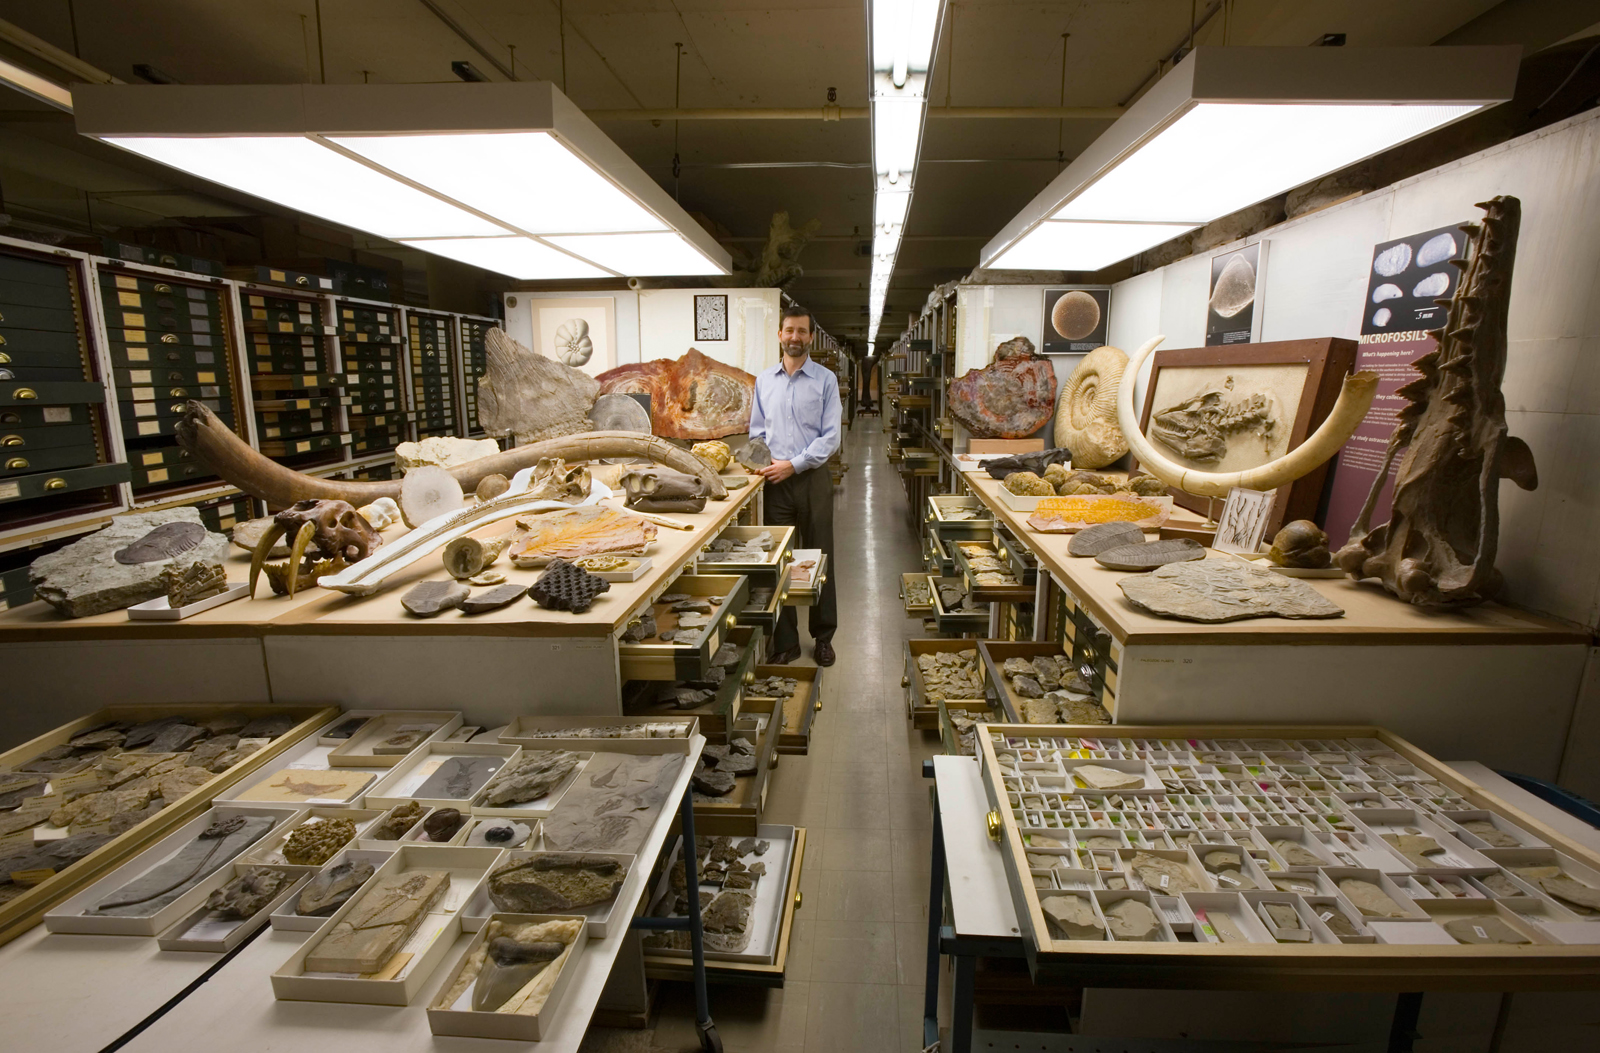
{"left": 554, "top": 318, "right": 594, "bottom": 366}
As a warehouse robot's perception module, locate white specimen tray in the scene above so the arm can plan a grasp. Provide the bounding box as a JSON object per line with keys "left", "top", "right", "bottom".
{"left": 365, "top": 742, "right": 520, "bottom": 811}
{"left": 460, "top": 851, "right": 635, "bottom": 938}
{"left": 644, "top": 824, "right": 794, "bottom": 965}
{"left": 126, "top": 583, "right": 249, "bottom": 620}
{"left": 157, "top": 864, "right": 308, "bottom": 953}
{"left": 470, "top": 751, "right": 591, "bottom": 820}
{"left": 269, "top": 847, "right": 395, "bottom": 932}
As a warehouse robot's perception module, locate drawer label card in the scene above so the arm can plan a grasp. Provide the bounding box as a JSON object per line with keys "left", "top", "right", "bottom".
{"left": 117, "top": 292, "right": 142, "bottom": 308}
{"left": 43, "top": 407, "right": 72, "bottom": 423}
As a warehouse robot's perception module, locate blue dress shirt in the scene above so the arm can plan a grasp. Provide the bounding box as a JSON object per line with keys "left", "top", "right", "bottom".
{"left": 749, "top": 356, "right": 842, "bottom": 475}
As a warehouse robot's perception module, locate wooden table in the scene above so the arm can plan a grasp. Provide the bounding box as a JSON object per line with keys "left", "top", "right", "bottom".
{"left": 0, "top": 479, "right": 763, "bottom": 736}
{"left": 957, "top": 473, "right": 1589, "bottom": 779}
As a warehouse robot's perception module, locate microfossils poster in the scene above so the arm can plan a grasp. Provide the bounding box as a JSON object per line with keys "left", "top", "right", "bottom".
{"left": 1205, "top": 242, "right": 1266, "bottom": 346}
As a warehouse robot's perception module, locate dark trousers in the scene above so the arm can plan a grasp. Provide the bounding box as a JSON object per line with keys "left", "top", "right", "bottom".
{"left": 766, "top": 465, "right": 838, "bottom": 652}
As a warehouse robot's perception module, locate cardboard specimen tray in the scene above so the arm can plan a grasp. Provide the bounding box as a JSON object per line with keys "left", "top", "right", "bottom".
{"left": 365, "top": 742, "right": 519, "bottom": 812}
{"left": 157, "top": 861, "right": 309, "bottom": 953}
{"left": 459, "top": 850, "right": 636, "bottom": 938}
{"left": 978, "top": 723, "right": 1600, "bottom": 989}
{"left": 325, "top": 710, "right": 463, "bottom": 767}
{"left": 498, "top": 714, "right": 699, "bottom": 753}
{"left": 426, "top": 912, "right": 587, "bottom": 1040}
{"left": 927, "top": 494, "right": 994, "bottom": 541}
{"left": 0, "top": 703, "right": 336, "bottom": 948}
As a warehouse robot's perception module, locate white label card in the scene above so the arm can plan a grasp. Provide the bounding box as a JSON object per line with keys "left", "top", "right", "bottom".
{"left": 1212, "top": 487, "right": 1275, "bottom": 555}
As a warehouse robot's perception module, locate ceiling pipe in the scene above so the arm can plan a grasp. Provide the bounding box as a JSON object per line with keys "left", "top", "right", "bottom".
{"left": 586, "top": 105, "right": 1120, "bottom": 120}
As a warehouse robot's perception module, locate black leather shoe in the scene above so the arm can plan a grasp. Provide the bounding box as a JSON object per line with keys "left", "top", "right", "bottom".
{"left": 814, "top": 641, "right": 836, "bottom": 666}
{"left": 768, "top": 645, "right": 801, "bottom": 665}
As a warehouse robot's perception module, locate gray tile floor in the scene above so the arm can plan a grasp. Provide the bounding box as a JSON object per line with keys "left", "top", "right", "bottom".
{"left": 640, "top": 419, "right": 946, "bottom": 1053}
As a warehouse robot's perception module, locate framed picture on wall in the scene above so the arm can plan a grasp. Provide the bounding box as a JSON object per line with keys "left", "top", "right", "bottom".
{"left": 535, "top": 297, "right": 616, "bottom": 377}
{"left": 1132, "top": 338, "right": 1357, "bottom": 536}
{"left": 1205, "top": 242, "right": 1267, "bottom": 346}
{"left": 694, "top": 294, "right": 728, "bottom": 341}
{"left": 1041, "top": 287, "right": 1111, "bottom": 354}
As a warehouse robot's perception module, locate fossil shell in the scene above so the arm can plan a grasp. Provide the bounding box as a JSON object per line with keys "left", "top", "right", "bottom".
{"left": 554, "top": 318, "right": 594, "bottom": 367}
{"left": 1371, "top": 283, "right": 1402, "bottom": 304}
{"left": 1416, "top": 232, "right": 1457, "bottom": 268}
{"left": 115, "top": 521, "right": 208, "bottom": 565}
{"left": 1371, "top": 307, "right": 1392, "bottom": 327}
{"left": 1208, "top": 252, "right": 1256, "bottom": 319}
{"left": 1373, "top": 242, "right": 1413, "bottom": 277}
{"left": 1054, "top": 345, "right": 1128, "bottom": 469}
{"left": 1412, "top": 271, "right": 1450, "bottom": 298}
{"left": 1051, "top": 290, "right": 1101, "bottom": 340}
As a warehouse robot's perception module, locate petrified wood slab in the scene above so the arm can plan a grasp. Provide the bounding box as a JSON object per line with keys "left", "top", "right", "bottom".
{"left": 1067, "top": 521, "right": 1146, "bottom": 557}
{"left": 948, "top": 338, "right": 1057, "bottom": 439}
{"left": 478, "top": 328, "right": 598, "bottom": 443}
{"left": 304, "top": 869, "right": 450, "bottom": 973}
{"left": 542, "top": 753, "right": 685, "bottom": 855}
{"left": 1118, "top": 560, "right": 1344, "bottom": 622}
{"left": 596, "top": 348, "right": 756, "bottom": 440}
{"left": 402, "top": 579, "right": 469, "bottom": 617}
{"left": 1094, "top": 537, "right": 1206, "bottom": 571}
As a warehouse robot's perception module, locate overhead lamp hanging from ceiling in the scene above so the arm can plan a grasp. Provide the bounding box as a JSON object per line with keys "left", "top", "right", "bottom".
{"left": 981, "top": 45, "right": 1520, "bottom": 273}
{"left": 71, "top": 82, "right": 731, "bottom": 280}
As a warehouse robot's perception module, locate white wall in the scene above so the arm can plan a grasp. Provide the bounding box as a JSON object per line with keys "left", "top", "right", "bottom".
{"left": 1103, "top": 107, "right": 1600, "bottom": 632}
{"left": 502, "top": 287, "right": 781, "bottom": 373}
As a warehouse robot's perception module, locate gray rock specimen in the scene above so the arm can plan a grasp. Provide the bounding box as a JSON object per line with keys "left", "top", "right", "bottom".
{"left": 239, "top": 715, "right": 297, "bottom": 739}
{"left": 70, "top": 726, "right": 126, "bottom": 750}
{"left": 422, "top": 808, "right": 465, "bottom": 841}
{"left": 480, "top": 750, "right": 580, "bottom": 807}
{"left": 368, "top": 802, "right": 425, "bottom": 841}
{"left": 31, "top": 508, "right": 230, "bottom": 617}
{"left": 1119, "top": 561, "right": 1345, "bottom": 622}
{"left": 0, "top": 773, "right": 48, "bottom": 811}
{"left": 1030, "top": 656, "right": 1063, "bottom": 688}
{"left": 542, "top": 753, "right": 685, "bottom": 855}
{"left": 459, "top": 584, "right": 528, "bottom": 614}
{"left": 1012, "top": 675, "right": 1044, "bottom": 699}
{"left": 1000, "top": 657, "right": 1034, "bottom": 678}
{"left": 402, "top": 579, "right": 470, "bottom": 617}
{"left": 1262, "top": 902, "right": 1303, "bottom": 934}
{"left": 1042, "top": 894, "right": 1103, "bottom": 940}
{"left": 488, "top": 853, "right": 627, "bottom": 913}
{"left": 479, "top": 327, "right": 598, "bottom": 443}
{"left": 0, "top": 832, "right": 113, "bottom": 888}
{"left": 692, "top": 769, "right": 736, "bottom": 796}
{"left": 701, "top": 889, "right": 755, "bottom": 952}
{"left": 1338, "top": 878, "right": 1409, "bottom": 918}
{"left": 147, "top": 723, "right": 208, "bottom": 753}
{"left": 1382, "top": 832, "right": 1447, "bottom": 867}
{"left": 1067, "top": 521, "right": 1146, "bottom": 557}
{"left": 1319, "top": 909, "right": 1360, "bottom": 937}
{"left": 467, "top": 819, "right": 532, "bottom": 847}
{"left": 621, "top": 607, "right": 658, "bottom": 643}
{"left": 1130, "top": 852, "right": 1203, "bottom": 893}
{"left": 204, "top": 866, "right": 294, "bottom": 919}
{"left": 93, "top": 814, "right": 274, "bottom": 916}
{"left": 415, "top": 756, "right": 506, "bottom": 800}
{"left": 473, "top": 934, "right": 568, "bottom": 1012}
{"left": 1104, "top": 898, "right": 1160, "bottom": 940}
{"left": 297, "top": 859, "right": 376, "bottom": 916}
{"left": 1271, "top": 839, "right": 1322, "bottom": 867}
{"left": 1534, "top": 873, "right": 1600, "bottom": 914}
{"left": 915, "top": 649, "right": 984, "bottom": 701}
{"left": 1459, "top": 820, "right": 1520, "bottom": 849}
{"left": 305, "top": 869, "right": 451, "bottom": 973}
{"left": 1094, "top": 537, "right": 1206, "bottom": 572}
{"left": 283, "top": 817, "right": 356, "bottom": 865}
{"left": 1444, "top": 916, "right": 1529, "bottom": 945}
{"left": 710, "top": 752, "right": 757, "bottom": 775}
{"left": 1073, "top": 764, "right": 1144, "bottom": 790}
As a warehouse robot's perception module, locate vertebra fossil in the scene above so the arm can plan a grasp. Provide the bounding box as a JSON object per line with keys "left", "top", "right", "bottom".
{"left": 1335, "top": 197, "right": 1537, "bottom": 608}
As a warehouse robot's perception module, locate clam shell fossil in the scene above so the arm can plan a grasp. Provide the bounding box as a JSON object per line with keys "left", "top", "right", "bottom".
{"left": 1372, "top": 284, "right": 1402, "bottom": 304}
{"left": 1412, "top": 271, "right": 1450, "bottom": 298}
{"left": 1416, "top": 232, "right": 1457, "bottom": 268}
{"left": 554, "top": 318, "right": 594, "bottom": 367}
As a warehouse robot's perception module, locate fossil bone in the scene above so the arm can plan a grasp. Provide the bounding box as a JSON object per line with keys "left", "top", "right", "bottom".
{"left": 620, "top": 466, "right": 710, "bottom": 514}
{"left": 248, "top": 497, "right": 382, "bottom": 598}
{"left": 1119, "top": 336, "right": 1379, "bottom": 499}
{"left": 175, "top": 400, "right": 725, "bottom": 506}
{"left": 528, "top": 458, "right": 591, "bottom": 503}
{"left": 442, "top": 531, "right": 515, "bottom": 579}
{"left": 1335, "top": 197, "right": 1537, "bottom": 608}
{"left": 400, "top": 465, "right": 466, "bottom": 528}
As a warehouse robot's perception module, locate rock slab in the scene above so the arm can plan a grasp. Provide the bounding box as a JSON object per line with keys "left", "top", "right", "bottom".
{"left": 305, "top": 869, "right": 450, "bottom": 973}
{"left": 1118, "top": 560, "right": 1345, "bottom": 623}
{"left": 31, "top": 508, "right": 229, "bottom": 617}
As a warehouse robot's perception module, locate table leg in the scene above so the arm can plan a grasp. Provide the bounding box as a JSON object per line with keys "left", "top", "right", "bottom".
{"left": 924, "top": 778, "right": 946, "bottom": 1050}
{"left": 1388, "top": 991, "right": 1422, "bottom": 1053}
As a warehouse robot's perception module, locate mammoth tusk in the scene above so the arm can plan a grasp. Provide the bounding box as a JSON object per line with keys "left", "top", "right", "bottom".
{"left": 175, "top": 401, "right": 728, "bottom": 508}
{"left": 1117, "top": 335, "right": 1379, "bottom": 499}
{"left": 248, "top": 521, "right": 290, "bottom": 598}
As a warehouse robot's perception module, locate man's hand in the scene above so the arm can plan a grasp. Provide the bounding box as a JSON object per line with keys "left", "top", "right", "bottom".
{"left": 759, "top": 459, "right": 796, "bottom": 484}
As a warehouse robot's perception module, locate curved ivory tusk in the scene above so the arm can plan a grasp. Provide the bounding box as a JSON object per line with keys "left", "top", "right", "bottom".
{"left": 175, "top": 401, "right": 728, "bottom": 509}
{"left": 1117, "top": 335, "right": 1380, "bottom": 499}
{"left": 248, "top": 521, "right": 289, "bottom": 598}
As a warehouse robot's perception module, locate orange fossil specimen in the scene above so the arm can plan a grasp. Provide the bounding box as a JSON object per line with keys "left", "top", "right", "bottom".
{"left": 509, "top": 505, "right": 658, "bottom": 567}
{"left": 1027, "top": 495, "right": 1170, "bottom": 533}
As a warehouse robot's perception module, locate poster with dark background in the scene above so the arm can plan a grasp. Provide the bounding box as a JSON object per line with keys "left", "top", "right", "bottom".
{"left": 1322, "top": 222, "right": 1466, "bottom": 546}
{"left": 1205, "top": 243, "right": 1263, "bottom": 346}
{"left": 1042, "top": 287, "right": 1111, "bottom": 353}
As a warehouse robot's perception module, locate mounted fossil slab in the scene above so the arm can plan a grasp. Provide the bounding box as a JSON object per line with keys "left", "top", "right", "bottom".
{"left": 30, "top": 508, "right": 230, "bottom": 617}
{"left": 1150, "top": 378, "right": 1275, "bottom": 464}
{"left": 1094, "top": 537, "right": 1206, "bottom": 571}
{"left": 1335, "top": 198, "right": 1537, "bottom": 608}
{"left": 597, "top": 348, "right": 756, "bottom": 440}
{"left": 508, "top": 506, "right": 657, "bottom": 567}
{"left": 478, "top": 328, "right": 598, "bottom": 443}
{"left": 1119, "top": 559, "right": 1344, "bottom": 622}
{"left": 949, "top": 336, "right": 1057, "bottom": 439}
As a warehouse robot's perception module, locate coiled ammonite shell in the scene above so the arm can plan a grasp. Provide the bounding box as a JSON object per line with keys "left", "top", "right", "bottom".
{"left": 1054, "top": 345, "right": 1129, "bottom": 469}
{"left": 554, "top": 318, "right": 594, "bottom": 366}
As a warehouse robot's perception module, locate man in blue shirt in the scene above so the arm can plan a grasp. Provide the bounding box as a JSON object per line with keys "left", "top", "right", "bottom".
{"left": 749, "top": 306, "right": 841, "bottom": 666}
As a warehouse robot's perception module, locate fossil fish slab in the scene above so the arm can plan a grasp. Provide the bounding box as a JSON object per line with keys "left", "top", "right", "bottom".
{"left": 487, "top": 853, "right": 627, "bottom": 913}
{"left": 93, "top": 815, "right": 274, "bottom": 916}
{"left": 1067, "top": 521, "right": 1146, "bottom": 557}
{"left": 304, "top": 869, "right": 450, "bottom": 973}
{"left": 542, "top": 753, "right": 685, "bottom": 855}
{"left": 1119, "top": 560, "right": 1344, "bottom": 622}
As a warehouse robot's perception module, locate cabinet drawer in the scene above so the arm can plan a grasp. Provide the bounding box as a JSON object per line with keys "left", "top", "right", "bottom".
{"left": 0, "top": 381, "right": 104, "bottom": 406}
{"left": 741, "top": 663, "right": 822, "bottom": 755}
{"left": 695, "top": 524, "right": 795, "bottom": 585}
{"left": 0, "top": 420, "right": 96, "bottom": 452}
{"left": 194, "top": 494, "right": 253, "bottom": 533}
{"left": 0, "top": 461, "right": 128, "bottom": 503}
{"left": 108, "top": 329, "right": 222, "bottom": 352}
{"left": 131, "top": 457, "right": 215, "bottom": 490}
{"left": 249, "top": 372, "right": 347, "bottom": 392}
{"left": 930, "top": 575, "right": 989, "bottom": 634}
{"left": 111, "top": 342, "right": 224, "bottom": 369}
{"left": 0, "top": 253, "right": 76, "bottom": 289}
{"left": 259, "top": 432, "right": 348, "bottom": 457}
{"left": 618, "top": 573, "right": 752, "bottom": 682}
{"left": 0, "top": 444, "right": 100, "bottom": 477}
{"left": 102, "top": 272, "right": 222, "bottom": 301}
{"left": 118, "top": 396, "right": 227, "bottom": 425}
{"left": 0, "top": 303, "right": 79, "bottom": 334}
{"left": 928, "top": 494, "right": 993, "bottom": 541}
{"left": 691, "top": 688, "right": 782, "bottom": 837}
{"left": 114, "top": 365, "right": 226, "bottom": 390}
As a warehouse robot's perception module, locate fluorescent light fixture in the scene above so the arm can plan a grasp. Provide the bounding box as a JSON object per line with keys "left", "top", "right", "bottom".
{"left": 873, "top": 90, "right": 926, "bottom": 183}
{"left": 73, "top": 82, "right": 731, "bottom": 279}
{"left": 545, "top": 232, "right": 723, "bottom": 276}
{"left": 109, "top": 136, "right": 504, "bottom": 239}
{"left": 874, "top": 190, "right": 911, "bottom": 228}
{"left": 989, "top": 221, "right": 1199, "bottom": 272}
{"left": 329, "top": 132, "right": 667, "bottom": 234}
{"left": 398, "top": 237, "right": 608, "bottom": 280}
{"left": 982, "top": 45, "right": 1520, "bottom": 271}
{"left": 872, "top": 0, "right": 942, "bottom": 84}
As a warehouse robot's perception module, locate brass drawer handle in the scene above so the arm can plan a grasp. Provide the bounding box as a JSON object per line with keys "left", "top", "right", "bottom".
{"left": 0, "top": 351, "right": 9, "bottom": 362}
{"left": 169, "top": 388, "right": 188, "bottom": 398}
{"left": 725, "top": 613, "right": 737, "bottom": 631}
{"left": 169, "top": 402, "right": 185, "bottom": 413}
{"left": 155, "top": 283, "right": 172, "bottom": 293}
{"left": 794, "top": 891, "right": 802, "bottom": 910}
{"left": 2, "top": 435, "right": 21, "bottom": 446}
{"left": 901, "top": 675, "right": 910, "bottom": 688}
{"left": 44, "top": 477, "right": 67, "bottom": 490}
{"left": 160, "top": 333, "right": 178, "bottom": 343}
{"left": 743, "top": 670, "right": 755, "bottom": 686}
{"left": 5, "top": 457, "right": 27, "bottom": 470}
{"left": 13, "top": 388, "right": 37, "bottom": 400}
{"left": 986, "top": 809, "right": 1002, "bottom": 842}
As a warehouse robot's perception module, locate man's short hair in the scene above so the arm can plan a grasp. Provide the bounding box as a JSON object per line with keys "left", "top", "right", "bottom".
{"left": 780, "top": 305, "right": 814, "bottom": 331}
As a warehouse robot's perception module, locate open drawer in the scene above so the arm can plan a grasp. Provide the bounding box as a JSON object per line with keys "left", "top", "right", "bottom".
{"left": 618, "top": 573, "right": 751, "bottom": 682}
{"left": 924, "top": 530, "right": 956, "bottom": 576}
{"left": 623, "top": 625, "right": 764, "bottom": 741}
{"left": 695, "top": 524, "right": 796, "bottom": 587}
{"left": 736, "top": 572, "right": 787, "bottom": 634}
{"left": 741, "top": 663, "right": 823, "bottom": 754}
{"left": 904, "top": 638, "right": 991, "bottom": 730}
{"left": 785, "top": 551, "right": 827, "bottom": 607}
{"left": 930, "top": 575, "right": 989, "bottom": 634}
{"left": 901, "top": 572, "right": 935, "bottom": 617}
{"left": 951, "top": 540, "right": 1033, "bottom": 604}
{"left": 692, "top": 686, "right": 783, "bottom": 837}
{"left": 939, "top": 696, "right": 999, "bottom": 757}
{"left": 976, "top": 640, "right": 1118, "bottom": 727}
{"left": 643, "top": 825, "right": 807, "bottom": 987}
{"left": 994, "top": 522, "right": 1039, "bottom": 586}
{"left": 928, "top": 494, "right": 992, "bottom": 541}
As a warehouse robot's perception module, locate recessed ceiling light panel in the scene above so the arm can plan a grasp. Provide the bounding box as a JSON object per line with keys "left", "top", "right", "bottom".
{"left": 544, "top": 232, "right": 723, "bottom": 276}
{"left": 397, "top": 236, "right": 609, "bottom": 280}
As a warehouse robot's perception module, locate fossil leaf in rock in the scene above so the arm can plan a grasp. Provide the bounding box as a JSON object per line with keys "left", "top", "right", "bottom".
{"left": 509, "top": 506, "right": 657, "bottom": 566}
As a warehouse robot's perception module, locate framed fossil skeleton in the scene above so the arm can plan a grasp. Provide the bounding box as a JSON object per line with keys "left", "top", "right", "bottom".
{"left": 535, "top": 297, "right": 616, "bottom": 377}
{"left": 1134, "top": 339, "right": 1357, "bottom": 534}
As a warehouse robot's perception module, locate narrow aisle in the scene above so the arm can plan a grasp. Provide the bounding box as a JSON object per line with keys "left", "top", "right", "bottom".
{"left": 650, "top": 420, "right": 944, "bottom": 1053}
